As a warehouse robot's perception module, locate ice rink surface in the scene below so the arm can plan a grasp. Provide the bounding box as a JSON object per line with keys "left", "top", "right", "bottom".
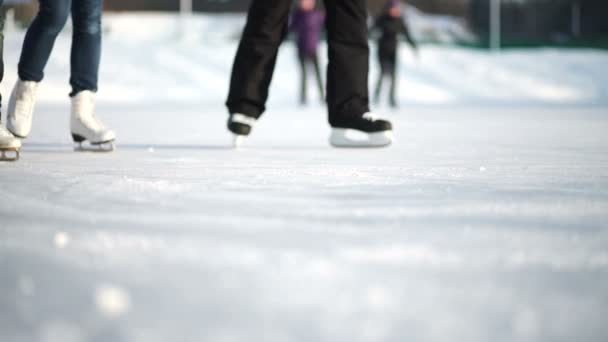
{"left": 1, "top": 14, "right": 608, "bottom": 342}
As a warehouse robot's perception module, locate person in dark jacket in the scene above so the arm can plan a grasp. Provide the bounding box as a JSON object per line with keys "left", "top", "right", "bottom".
{"left": 226, "top": 0, "right": 394, "bottom": 148}
{"left": 290, "top": 0, "right": 325, "bottom": 105}
{"left": 372, "top": 0, "right": 417, "bottom": 108}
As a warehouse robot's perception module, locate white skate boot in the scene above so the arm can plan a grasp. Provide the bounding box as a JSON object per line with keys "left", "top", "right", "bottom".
{"left": 70, "top": 90, "right": 116, "bottom": 152}
{"left": 7, "top": 79, "right": 39, "bottom": 138}
{"left": 330, "top": 112, "right": 393, "bottom": 148}
{"left": 0, "top": 124, "right": 21, "bottom": 161}
{"left": 228, "top": 113, "right": 257, "bottom": 148}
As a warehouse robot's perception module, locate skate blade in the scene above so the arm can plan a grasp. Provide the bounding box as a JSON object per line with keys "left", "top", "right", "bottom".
{"left": 233, "top": 135, "right": 246, "bottom": 149}
{"left": 74, "top": 140, "right": 115, "bottom": 153}
{"left": 0, "top": 148, "right": 20, "bottom": 162}
{"left": 330, "top": 129, "right": 393, "bottom": 148}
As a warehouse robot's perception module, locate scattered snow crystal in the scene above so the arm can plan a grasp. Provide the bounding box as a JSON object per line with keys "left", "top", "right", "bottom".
{"left": 95, "top": 285, "right": 131, "bottom": 318}
{"left": 53, "top": 232, "right": 70, "bottom": 249}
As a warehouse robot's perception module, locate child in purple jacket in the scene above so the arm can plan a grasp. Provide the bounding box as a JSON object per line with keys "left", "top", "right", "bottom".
{"left": 290, "top": 0, "right": 325, "bottom": 105}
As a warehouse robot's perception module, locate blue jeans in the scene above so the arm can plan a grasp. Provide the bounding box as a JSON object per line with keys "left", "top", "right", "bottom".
{"left": 18, "top": 0, "right": 102, "bottom": 96}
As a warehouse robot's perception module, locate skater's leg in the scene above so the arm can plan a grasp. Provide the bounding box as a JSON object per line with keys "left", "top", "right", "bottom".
{"left": 0, "top": 5, "right": 21, "bottom": 162}
{"left": 325, "top": 0, "right": 392, "bottom": 148}
{"left": 388, "top": 59, "right": 397, "bottom": 107}
{"left": 374, "top": 59, "right": 387, "bottom": 105}
{"left": 324, "top": 0, "right": 370, "bottom": 124}
{"left": 312, "top": 53, "right": 325, "bottom": 102}
{"left": 1, "top": 4, "right": 5, "bottom": 101}
{"left": 18, "top": 0, "right": 71, "bottom": 83}
{"left": 70, "top": 0, "right": 102, "bottom": 96}
{"left": 225, "top": 0, "right": 292, "bottom": 118}
{"left": 299, "top": 54, "right": 307, "bottom": 105}
{"left": 68, "top": 0, "right": 113, "bottom": 150}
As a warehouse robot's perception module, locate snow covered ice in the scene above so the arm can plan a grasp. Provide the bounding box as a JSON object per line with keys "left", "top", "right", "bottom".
{"left": 1, "top": 14, "right": 608, "bottom": 342}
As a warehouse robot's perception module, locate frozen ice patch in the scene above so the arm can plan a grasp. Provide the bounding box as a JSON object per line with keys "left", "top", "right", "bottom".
{"left": 40, "top": 320, "right": 84, "bottom": 342}
{"left": 18, "top": 275, "right": 36, "bottom": 297}
{"left": 113, "top": 176, "right": 186, "bottom": 194}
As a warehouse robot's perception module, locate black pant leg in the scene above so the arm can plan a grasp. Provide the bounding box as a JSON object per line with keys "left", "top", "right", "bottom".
{"left": 374, "top": 57, "right": 388, "bottom": 104}
{"left": 311, "top": 53, "right": 325, "bottom": 102}
{"left": 226, "top": 0, "right": 292, "bottom": 118}
{"left": 388, "top": 58, "right": 397, "bottom": 107}
{"left": 0, "top": 6, "right": 5, "bottom": 86}
{"left": 0, "top": 6, "right": 5, "bottom": 110}
{"left": 324, "top": 0, "right": 370, "bottom": 125}
{"left": 299, "top": 54, "right": 307, "bottom": 104}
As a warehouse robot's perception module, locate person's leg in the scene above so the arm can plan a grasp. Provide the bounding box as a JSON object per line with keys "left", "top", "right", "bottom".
{"left": 0, "top": 2, "right": 22, "bottom": 160}
{"left": 324, "top": 0, "right": 370, "bottom": 125}
{"left": 18, "top": 0, "right": 71, "bottom": 83}
{"left": 388, "top": 58, "right": 397, "bottom": 107}
{"left": 7, "top": 0, "right": 69, "bottom": 139}
{"left": 325, "top": 0, "right": 392, "bottom": 148}
{"left": 1, "top": 4, "right": 5, "bottom": 99}
{"left": 226, "top": 0, "right": 292, "bottom": 118}
{"left": 299, "top": 54, "right": 307, "bottom": 105}
{"left": 69, "top": 0, "right": 113, "bottom": 149}
{"left": 311, "top": 53, "right": 325, "bottom": 102}
{"left": 374, "top": 58, "right": 387, "bottom": 104}
{"left": 70, "top": 0, "right": 102, "bottom": 96}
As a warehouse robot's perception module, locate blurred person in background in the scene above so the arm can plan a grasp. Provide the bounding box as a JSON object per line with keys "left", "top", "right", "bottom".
{"left": 290, "top": 0, "right": 325, "bottom": 106}
{"left": 6, "top": 0, "right": 115, "bottom": 152}
{"left": 0, "top": 0, "right": 22, "bottom": 161}
{"left": 226, "top": 0, "right": 393, "bottom": 148}
{"left": 372, "top": 0, "right": 417, "bottom": 108}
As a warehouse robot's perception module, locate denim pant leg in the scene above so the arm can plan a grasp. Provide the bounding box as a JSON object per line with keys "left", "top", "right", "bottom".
{"left": 70, "top": 0, "right": 102, "bottom": 96}
{"left": 18, "top": 0, "right": 71, "bottom": 84}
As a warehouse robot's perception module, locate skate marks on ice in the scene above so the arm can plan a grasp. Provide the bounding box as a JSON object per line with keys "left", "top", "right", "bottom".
{"left": 2, "top": 200, "right": 608, "bottom": 342}
{"left": 2, "top": 124, "right": 607, "bottom": 342}
{"left": 2, "top": 160, "right": 608, "bottom": 342}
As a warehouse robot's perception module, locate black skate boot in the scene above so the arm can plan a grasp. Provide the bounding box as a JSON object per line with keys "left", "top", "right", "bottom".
{"left": 228, "top": 113, "right": 257, "bottom": 148}
{"left": 330, "top": 112, "right": 393, "bottom": 148}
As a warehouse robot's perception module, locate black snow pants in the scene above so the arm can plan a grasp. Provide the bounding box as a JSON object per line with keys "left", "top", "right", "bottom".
{"left": 226, "top": 0, "right": 370, "bottom": 126}
{"left": 298, "top": 52, "right": 324, "bottom": 105}
{"left": 374, "top": 45, "right": 398, "bottom": 107}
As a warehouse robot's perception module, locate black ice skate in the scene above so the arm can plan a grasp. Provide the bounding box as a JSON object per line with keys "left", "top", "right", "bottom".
{"left": 228, "top": 113, "right": 257, "bottom": 148}
{"left": 330, "top": 112, "right": 393, "bottom": 148}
